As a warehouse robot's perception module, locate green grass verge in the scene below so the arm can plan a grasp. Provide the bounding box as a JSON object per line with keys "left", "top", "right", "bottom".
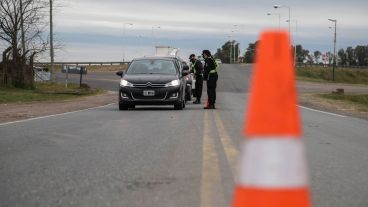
{"left": 297, "top": 67, "right": 368, "bottom": 85}
{"left": 0, "top": 82, "right": 102, "bottom": 103}
{"left": 318, "top": 93, "right": 368, "bottom": 112}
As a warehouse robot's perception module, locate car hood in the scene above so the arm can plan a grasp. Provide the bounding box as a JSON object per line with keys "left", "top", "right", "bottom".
{"left": 123, "top": 74, "right": 179, "bottom": 84}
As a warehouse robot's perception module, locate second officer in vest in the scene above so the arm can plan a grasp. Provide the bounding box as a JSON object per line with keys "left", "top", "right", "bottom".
{"left": 202, "top": 50, "right": 218, "bottom": 109}
{"left": 189, "top": 54, "right": 203, "bottom": 104}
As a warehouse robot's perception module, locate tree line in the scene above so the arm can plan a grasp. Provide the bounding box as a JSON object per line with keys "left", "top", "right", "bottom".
{"left": 294, "top": 44, "right": 368, "bottom": 67}
{"left": 213, "top": 40, "right": 240, "bottom": 64}
{"left": 0, "top": 0, "right": 50, "bottom": 88}
{"left": 214, "top": 40, "right": 368, "bottom": 67}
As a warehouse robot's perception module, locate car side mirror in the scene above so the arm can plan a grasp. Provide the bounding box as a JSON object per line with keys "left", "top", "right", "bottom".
{"left": 182, "top": 70, "right": 190, "bottom": 76}
{"left": 182, "top": 66, "right": 190, "bottom": 76}
{"left": 116, "top": 71, "right": 124, "bottom": 77}
{"left": 183, "top": 65, "right": 189, "bottom": 71}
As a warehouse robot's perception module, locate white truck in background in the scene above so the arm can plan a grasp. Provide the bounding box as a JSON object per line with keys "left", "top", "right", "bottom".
{"left": 155, "top": 46, "right": 180, "bottom": 57}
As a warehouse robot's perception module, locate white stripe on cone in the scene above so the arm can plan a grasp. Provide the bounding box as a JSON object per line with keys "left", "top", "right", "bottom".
{"left": 237, "top": 138, "right": 308, "bottom": 188}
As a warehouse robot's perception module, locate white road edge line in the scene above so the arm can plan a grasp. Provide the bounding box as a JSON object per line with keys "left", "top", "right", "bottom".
{"left": 298, "top": 105, "right": 346, "bottom": 118}
{"left": 0, "top": 103, "right": 117, "bottom": 126}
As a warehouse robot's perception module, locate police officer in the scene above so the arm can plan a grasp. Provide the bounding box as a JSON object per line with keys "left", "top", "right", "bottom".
{"left": 202, "top": 50, "right": 218, "bottom": 109}
{"left": 189, "top": 54, "right": 203, "bottom": 104}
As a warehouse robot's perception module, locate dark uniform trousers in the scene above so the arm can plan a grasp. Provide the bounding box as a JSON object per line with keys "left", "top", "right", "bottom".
{"left": 195, "top": 75, "right": 203, "bottom": 100}
{"left": 207, "top": 73, "right": 218, "bottom": 106}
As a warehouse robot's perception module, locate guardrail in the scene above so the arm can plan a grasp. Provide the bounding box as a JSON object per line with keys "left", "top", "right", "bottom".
{"left": 34, "top": 61, "right": 131, "bottom": 66}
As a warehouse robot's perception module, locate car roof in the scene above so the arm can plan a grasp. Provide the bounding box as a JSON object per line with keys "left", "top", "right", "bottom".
{"left": 133, "top": 56, "right": 181, "bottom": 61}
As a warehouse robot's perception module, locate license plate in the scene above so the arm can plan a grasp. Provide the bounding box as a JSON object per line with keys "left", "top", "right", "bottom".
{"left": 143, "top": 90, "right": 155, "bottom": 96}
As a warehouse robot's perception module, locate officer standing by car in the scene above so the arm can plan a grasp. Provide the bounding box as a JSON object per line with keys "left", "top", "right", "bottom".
{"left": 189, "top": 54, "right": 203, "bottom": 104}
{"left": 202, "top": 50, "right": 218, "bottom": 109}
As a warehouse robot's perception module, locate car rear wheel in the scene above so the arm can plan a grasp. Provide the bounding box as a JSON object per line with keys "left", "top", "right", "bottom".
{"left": 185, "top": 86, "right": 192, "bottom": 101}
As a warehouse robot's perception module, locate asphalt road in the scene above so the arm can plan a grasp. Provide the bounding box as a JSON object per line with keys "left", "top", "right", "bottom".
{"left": 55, "top": 71, "right": 119, "bottom": 91}
{"left": 55, "top": 67, "right": 368, "bottom": 94}
{"left": 1, "top": 64, "right": 368, "bottom": 207}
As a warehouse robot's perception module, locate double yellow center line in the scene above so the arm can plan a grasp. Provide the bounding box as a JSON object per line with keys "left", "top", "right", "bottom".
{"left": 200, "top": 111, "right": 240, "bottom": 207}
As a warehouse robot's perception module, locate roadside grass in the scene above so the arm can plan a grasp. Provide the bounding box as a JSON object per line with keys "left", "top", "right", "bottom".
{"left": 0, "top": 82, "right": 103, "bottom": 103}
{"left": 317, "top": 93, "right": 368, "bottom": 112}
{"left": 297, "top": 67, "right": 368, "bottom": 85}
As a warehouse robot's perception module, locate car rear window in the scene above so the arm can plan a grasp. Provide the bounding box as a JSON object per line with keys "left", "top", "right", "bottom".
{"left": 127, "top": 59, "right": 177, "bottom": 75}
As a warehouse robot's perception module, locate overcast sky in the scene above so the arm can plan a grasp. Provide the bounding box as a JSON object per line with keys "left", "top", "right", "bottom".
{"left": 33, "top": 0, "right": 368, "bottom": 61}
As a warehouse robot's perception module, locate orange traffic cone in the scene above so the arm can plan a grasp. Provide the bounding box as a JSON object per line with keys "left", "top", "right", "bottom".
{"left": 231, "top": 30, "right": 311, "bottom": 207}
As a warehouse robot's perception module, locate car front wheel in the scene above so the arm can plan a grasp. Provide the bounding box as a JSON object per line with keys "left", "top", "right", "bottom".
{"left": 119, "top": 103, "right": 128, "bottom": 110}
{"left": 174, "top": 100, "right": 184, "bottom": 110}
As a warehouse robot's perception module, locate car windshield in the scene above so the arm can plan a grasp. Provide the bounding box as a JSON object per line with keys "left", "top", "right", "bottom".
{"left": 127, "top": 59, "right": 177, "bottom": 75}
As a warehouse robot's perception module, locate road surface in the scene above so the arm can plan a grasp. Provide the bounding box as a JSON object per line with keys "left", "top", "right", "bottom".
{"left": 1, "top": 64, "right": 367, "bottom": 207}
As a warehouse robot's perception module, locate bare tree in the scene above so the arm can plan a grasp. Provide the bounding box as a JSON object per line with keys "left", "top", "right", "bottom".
{"left": 0, "top": 0, "right": 49, "bottom": 87}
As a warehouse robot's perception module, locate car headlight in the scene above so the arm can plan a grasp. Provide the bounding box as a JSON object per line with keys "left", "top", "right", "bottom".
{"left": 120, "top": 79, "right": 133, "bottom": 87}
{"left": 166, "top": 79, "right": 180, "bottom": 87}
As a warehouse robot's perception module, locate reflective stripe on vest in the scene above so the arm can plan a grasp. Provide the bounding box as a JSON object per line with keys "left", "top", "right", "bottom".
{"left": 209, "top": 58, "right": 219, "bottom": 74}
{"left": 191, "top": 61, "right": 197, "bottom": 73}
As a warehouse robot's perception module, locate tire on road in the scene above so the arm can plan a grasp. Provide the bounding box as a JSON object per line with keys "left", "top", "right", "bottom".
{"left": 119, "top": 103, "right": 129, "bottom": 111}
{"left": 174, "top": 100, "right": 184, "bottom": 110}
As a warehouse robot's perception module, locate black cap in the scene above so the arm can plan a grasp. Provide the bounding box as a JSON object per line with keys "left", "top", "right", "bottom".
{"left": 202, "top": 50, "right": 211, "bottom": 56}
{"left": 189, "top": 54, "right": 196, "bottom": 59}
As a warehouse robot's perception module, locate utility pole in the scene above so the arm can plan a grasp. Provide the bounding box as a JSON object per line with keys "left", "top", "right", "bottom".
{"left": 333, "top": 22, "right": 337, "bottom": 81}
{"left": 328, "top": 19, "right": 337, "bottom": 81}
{"left": 50, "top": 0, "right": 54, "bottom": 81}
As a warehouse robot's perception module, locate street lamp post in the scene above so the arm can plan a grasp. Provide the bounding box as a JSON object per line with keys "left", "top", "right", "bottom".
{"left": 233, "top": 40, "right": 236, "bottom": 63}
{"left": 228, "top": 25, "right": 238, "bottom": 64}
{"left": 234, "top": 41, "right": 238, "bottom": 63}
{"left": 267, "top": 12, "right": 281, "bottom": 29}
{"left": 228, "top": 36, "right": 232, "bottom": 64}
{"left": 286, "top": 20, "right": 298, "bottom": 33}
{"left": 274, "top": 5, "right": 292, "bottom": 67}
{"left": 232, "top": 25, "right": 238, "bottom": 63}
{"left": 328, "top": 19, "right": 337, "bottom": 81}
{"left": 230, "top": 26, "right": 238, "bottom": 63}
{"left": 123, "top": 23, "right": 133, "bottom": 62}
{"left": 286, "top": 19, "right": 298, "bottom": 66}
{"left": 273, "top": 4, "right": 290, "bottom": 34}
{"left": 230, "top": 41, "right": 232, "bottom": 64}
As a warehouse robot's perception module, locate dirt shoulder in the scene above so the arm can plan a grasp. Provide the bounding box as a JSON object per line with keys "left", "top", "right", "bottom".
{"left": 297, "top": 81, "right": 368, "bottom": 94}
{"left": 0, "top": 91, "right": 117, "bottom": 124}
{"left": 298, "top": 80, "right": 368, "bottom": 120}
{"left": 299, "top": 93, "right": 368, "bottom": 120}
